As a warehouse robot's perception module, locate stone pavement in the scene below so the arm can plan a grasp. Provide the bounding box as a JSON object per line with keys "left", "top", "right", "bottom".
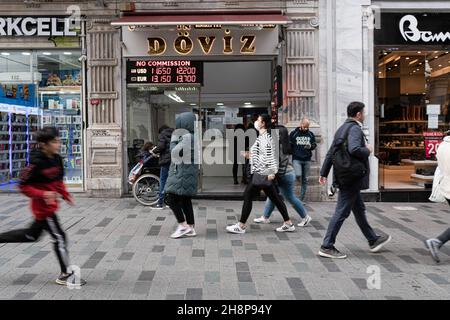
{"left": 0, "top": 193, "right": 449, "bottom": 300}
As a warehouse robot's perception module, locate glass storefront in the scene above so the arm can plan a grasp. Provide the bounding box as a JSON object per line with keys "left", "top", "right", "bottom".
{"left": 376, "top": 49, "right": 450, "bottom": 189}
{"left": 0, "top": 49, "right": 84, "bottom": 190}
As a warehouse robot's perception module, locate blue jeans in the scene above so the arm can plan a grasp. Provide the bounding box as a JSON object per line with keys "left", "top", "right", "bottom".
{"left": 293, "top": 160, "right": 311, "bottom": 200}
{"left": 322, "top": 187, "right": 378, "bottom": 249}
{"left": 263, "top": 172, "right": 307, "bottom": 219}
{"left": 158, "top": 165, "right": 170, "bottom": 206}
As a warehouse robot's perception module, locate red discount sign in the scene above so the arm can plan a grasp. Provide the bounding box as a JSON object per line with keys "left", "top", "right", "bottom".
{"left": 423, "top": 132, "right": 444, "bottom": 159}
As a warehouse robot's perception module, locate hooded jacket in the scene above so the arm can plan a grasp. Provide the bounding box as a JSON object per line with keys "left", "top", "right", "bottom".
{"left": 157, "top": 127, "right": 174, "bottom": 166}
{"left": 437, "top": 136, "right": 450, "bottom": 199}
{"left": 19, "top": 149, "right": 70, "bottom": 220}
{"left": 164, "top": 112, "right": 199, "bottom": 196}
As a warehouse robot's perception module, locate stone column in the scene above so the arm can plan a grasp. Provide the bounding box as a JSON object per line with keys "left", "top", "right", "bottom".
{"left": 85, "top": 22, "right": 123, "bottom": 197}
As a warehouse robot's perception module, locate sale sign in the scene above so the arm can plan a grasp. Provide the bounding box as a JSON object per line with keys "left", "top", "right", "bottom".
{"left": 423, "top": 132, "right": 444, "bottom": 159}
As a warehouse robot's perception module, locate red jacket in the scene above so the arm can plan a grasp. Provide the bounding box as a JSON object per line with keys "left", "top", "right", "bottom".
{"left": 19, "top": 150, "right": 70, "bottom": 220}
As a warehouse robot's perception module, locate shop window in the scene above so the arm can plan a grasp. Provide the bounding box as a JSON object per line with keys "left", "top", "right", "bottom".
{"left": 0, "top": 50, "right": 84, "bottom": 191}
{"left": 377, "top": 50, "right": 450, "bottom": 189}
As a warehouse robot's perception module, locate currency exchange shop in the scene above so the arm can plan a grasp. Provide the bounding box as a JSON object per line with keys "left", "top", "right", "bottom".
{"left": 112, "top": 12, "right": 289, "bottom": 195}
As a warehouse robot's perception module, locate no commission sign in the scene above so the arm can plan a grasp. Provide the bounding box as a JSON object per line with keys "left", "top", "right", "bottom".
{"left": 0, "top": 17, "right": 78, "bottom": 37}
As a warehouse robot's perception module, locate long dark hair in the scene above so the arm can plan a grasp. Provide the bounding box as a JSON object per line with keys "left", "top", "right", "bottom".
{"left": 274, "top": 125, "right": 292, "bottom": 155}
{"left": 141, "top": 142, "right": 154, "bottom": 152}
{"left": 259, "top": 114, "right": 272, "bottom": 133}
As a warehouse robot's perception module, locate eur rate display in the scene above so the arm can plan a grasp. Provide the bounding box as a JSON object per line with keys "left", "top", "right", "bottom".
{"left": 126, "top": 60, "right": 203, "bottom": 85}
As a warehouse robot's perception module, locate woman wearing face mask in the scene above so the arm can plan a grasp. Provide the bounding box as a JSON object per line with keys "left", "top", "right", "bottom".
{"left": 226, "top": 114, "right": 295, "bottom": 234}
{"left": 254, "top": 125, "right": 312, "bottom": 226}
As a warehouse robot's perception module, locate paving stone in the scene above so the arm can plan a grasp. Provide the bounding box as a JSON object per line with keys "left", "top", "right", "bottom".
{"left": 138, "top": 270, "right": 156, "bottom": 281}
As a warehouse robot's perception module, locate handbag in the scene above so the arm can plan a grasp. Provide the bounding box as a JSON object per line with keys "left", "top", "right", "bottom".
{"left": 252, "top": 172, "right": 272, "bottom": 188}
{"left": 429, "top": 167, "right": 446, "bottom": 203}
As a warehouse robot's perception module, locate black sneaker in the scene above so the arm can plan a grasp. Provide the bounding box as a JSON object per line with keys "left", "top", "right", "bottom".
{"left": 424, "top": 238, "right": 442, "bottom": 263}
{"left": 369, "top": 234, "right": 392, "bottom": 253}
{"left": 318, "top": 246, "right": 347, "bottom": 259}
{"left": 56, "top": 272, "right": 87, "bottom": 287}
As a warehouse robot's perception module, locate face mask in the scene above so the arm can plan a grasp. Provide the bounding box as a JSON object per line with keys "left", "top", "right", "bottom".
{"left": 254, "top": 121, "right": 261, "bottom": 131}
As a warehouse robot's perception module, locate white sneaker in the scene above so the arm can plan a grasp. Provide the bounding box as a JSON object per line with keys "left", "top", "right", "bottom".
{"left": 253, "top": 216, "right": 270, "bottom": 224}
{"left": 276, "top": 223, "right": 295, "bottom": 232}
{"left": 186, "top": 228, "right": 197, "bottom": 237}
{"left": 226, "top": 223, "right": 246, "bottom": 234}
{"left": 297, "top": 215, "right": 312, "bottom": 227}
{"left": 170, "top": 225, "right": 192, "bottom": 239}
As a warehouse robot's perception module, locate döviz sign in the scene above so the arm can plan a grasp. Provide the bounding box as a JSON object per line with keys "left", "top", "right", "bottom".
{"left": 0, "top": 17, "right": 77, "bottom": 37}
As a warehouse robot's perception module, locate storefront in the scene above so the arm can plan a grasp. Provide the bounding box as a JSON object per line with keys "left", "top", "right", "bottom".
{"left": 374, "top": 12, "right": 450, "bottom": 191}
{"left": 112, "top": 12, "right": 289, "bottom": 194}
{"left": 0, "top": 16, "right": 86, "bottom": 191}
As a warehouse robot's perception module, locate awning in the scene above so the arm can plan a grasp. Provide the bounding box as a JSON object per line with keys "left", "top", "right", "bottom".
{"left": 111, "top": 12, "right": 290, "bottom": 26}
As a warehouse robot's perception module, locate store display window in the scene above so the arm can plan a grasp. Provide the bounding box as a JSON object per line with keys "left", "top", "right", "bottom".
{"left": 0, "top": 49, "right": 84, "bottom": 191}
{"left": 377, "top": 50, "right": 450, "bottom": 189}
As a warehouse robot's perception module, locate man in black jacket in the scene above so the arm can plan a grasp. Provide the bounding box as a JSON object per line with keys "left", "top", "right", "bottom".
{"left": 318, "top": 102, "right": 391, "bottom": 259}
{"left": 154, "top": 125, "right": 174, "bottom": 209}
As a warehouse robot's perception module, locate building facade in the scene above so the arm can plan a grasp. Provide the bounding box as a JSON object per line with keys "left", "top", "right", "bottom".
{"left": 1, "top": 0, "right": 447, "bottom": 200}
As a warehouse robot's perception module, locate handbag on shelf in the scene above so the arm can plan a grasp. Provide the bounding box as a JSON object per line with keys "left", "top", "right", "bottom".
{"left": 251, "top": 172, "right": 272, "bottom": 188}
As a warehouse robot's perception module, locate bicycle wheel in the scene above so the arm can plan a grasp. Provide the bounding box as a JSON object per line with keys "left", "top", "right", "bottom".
{"left": 132, "top": 174, "right": 160, "bottom": 206}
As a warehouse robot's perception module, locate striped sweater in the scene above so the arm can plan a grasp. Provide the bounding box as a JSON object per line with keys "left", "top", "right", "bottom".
{"left": 250, "top": 131, "right": 278, "bottom": 176}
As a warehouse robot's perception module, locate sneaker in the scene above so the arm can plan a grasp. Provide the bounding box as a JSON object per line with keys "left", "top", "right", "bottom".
{"left": 170, "top": 225, "right": 192, "bottom": 239}
{"left": 276, "top": 223, "right": 295, "bottom": 232}
{"left": 226, "top": 223, "right": 246, "bottom": 234}
{"left": 186, "top": 228, "right": 197, "bottom": 237}
{"left": 253, "top": 216, "right": 270, "bottom": 224}
{"left": 152, "top": 204, "right": 164, "bottom": 210}
{"left": 424, "top": 238, "right": 442, "bottom": 263}
{"left": 318, "top": 246, "right": 347, "bottom": 259}
{"left": 297, "top": 215, "right": 312, "bottom": 227}
{"left": 369, "top": 234, "right": 392, "bottom": 253}
{"left": 56, "top": 272, "right": 87, "bottom": 286}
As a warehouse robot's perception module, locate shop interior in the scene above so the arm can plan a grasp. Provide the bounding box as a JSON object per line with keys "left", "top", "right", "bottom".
{"left": 126, "top": 60, "right": 272, "bottom": 193}
{"left": 0, "top": 50, "right": 83, "bottom": 192}
{"left": 377, "top": 49, "right": 450, "bottom": 189}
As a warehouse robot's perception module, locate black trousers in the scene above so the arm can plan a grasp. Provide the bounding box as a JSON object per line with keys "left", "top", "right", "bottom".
{"left": 0, "top": 214, "right": 69, "bottom": 273}
{"left": 232, "top": 163, "right": 245, "bottom": 181}
{"left": 166, "top": 193, "right": 195, "bottom": 225}
{"left": 239, "top": 179, "right": 290, "bottom": 224}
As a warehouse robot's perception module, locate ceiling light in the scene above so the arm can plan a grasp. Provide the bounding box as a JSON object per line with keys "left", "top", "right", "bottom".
{"left": 378, "top": 71, "right": 382, "bottom": 74}
{"left": 435, "top": 56, "right": 439, "bottom": 59}
{"left": 1, "top": 52, "right": 10, "bottom": 56}
{"left": 244, "top": 102, "right": 252, "bottom": 105}
{"left": 384, "top": 52, "right": 388, "bottom": 55}
{"left": 439, "top": 64, "right": 442, "bottom": 67}
{"left": 217, "top": 103, "right": 224, "bottom": 106}
{"left": 417, "top": 51, "right": 422, "bottom": 54}
{"left": 394, "top": 64, "right": 398, "bottom": 67}
{"left": 405, "top": 57, "right": 410, "bottom": 60}
{"left": 189, "top": 103, "right": 197, "bottom": 106}
{"left": 42, "top": 52, "right": 51, "bottom": 56}
{"left": 21, "top": 52, "right": 31, "bottom": 56}
{"left": 164, "top": 91, "right": 184, "bottom": 103}
{"left": 63, "top": 52, "right": 72, "bottom": 55}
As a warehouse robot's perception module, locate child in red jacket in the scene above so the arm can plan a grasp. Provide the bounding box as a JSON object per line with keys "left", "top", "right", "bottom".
{"left": 0, "top": 127, "right": 85, "bottom": 286}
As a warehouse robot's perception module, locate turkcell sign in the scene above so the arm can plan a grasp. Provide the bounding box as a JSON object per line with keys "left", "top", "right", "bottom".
{"left": 0, "top": 17, "right": 78, "bottom": 37}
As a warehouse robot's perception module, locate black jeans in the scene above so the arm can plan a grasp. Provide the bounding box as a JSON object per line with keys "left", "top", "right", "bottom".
{"left": 239, "top": 179, "right": 290, "bottom": 224}
{"left": 437, "top": 199, "right": 450, "bottom": 245}
{"left": 166, "top": 193, "right": 195, "bottom": 225}
{"left": 233, "top": 163, "right": 245, "bottom": 181}
{"left": 322, "top": 187, "right": 378, "bottom": 249}
{"left": 0, "top": 214, "right": 69, "bottom": 273}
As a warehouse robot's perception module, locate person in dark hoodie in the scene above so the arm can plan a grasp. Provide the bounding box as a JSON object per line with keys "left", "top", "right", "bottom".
{"left": 154, "top": 125, "right": 174, "bottom": 209}
{"left": 164, "top": 112, "right": 199, "bottom": 238}
{"left": 289, "top": 118, "right": 317, "bottom": 201}
{"left": 0, "top": 127, "right": 86, "bottom": 286}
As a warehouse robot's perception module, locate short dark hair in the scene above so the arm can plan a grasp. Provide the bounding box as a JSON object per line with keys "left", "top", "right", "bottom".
{"left": 158, "top": 125, "right": 169, "bottom": 134}
{"left": 347, "top": 101, "right": 365, "bottom": 118}
{"left": 36, "top": 127, "right": 59, "bottom": 144}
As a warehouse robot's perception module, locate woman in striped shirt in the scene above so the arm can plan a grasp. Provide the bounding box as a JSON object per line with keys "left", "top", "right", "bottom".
{"left": 226, "top": 114, "right": 295, "bottom": 234}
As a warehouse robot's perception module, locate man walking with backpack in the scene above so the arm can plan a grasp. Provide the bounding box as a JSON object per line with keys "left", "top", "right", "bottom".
{"left": 318, "top": 102, "right": 391, "bottom": 259}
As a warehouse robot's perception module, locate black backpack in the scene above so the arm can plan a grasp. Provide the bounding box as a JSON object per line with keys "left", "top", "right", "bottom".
{"left": 332, "top": 124, "right": 368, "bottom": 187}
